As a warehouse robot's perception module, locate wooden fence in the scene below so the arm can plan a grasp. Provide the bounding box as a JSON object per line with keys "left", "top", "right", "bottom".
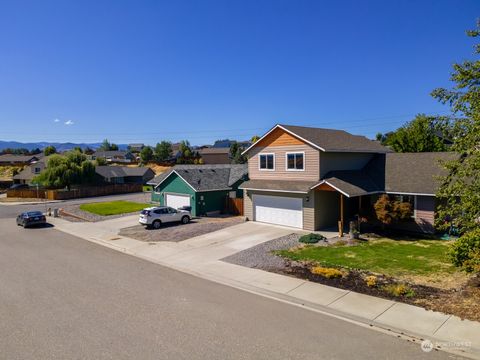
{"left": 226, "top": 197, "right": 244, "bottom": 216}
{"left": 7, "top": 184, "right": 142, "bottom": 200}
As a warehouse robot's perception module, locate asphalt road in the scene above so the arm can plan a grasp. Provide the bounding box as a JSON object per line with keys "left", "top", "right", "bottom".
{"left": 0, "top": 215, "right": 461, "bottom": 359}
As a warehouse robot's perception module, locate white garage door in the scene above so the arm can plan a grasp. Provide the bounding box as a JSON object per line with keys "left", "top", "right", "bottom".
{"left": 165, "top": 194, "right": 191, "bottom": 209}
{"left": 253, "top": 194, "right": 303, "bottom": 228}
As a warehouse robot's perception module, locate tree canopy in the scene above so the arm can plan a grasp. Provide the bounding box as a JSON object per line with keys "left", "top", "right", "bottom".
{"left": 140, "top": 146, "right": 154, "bottom": 163}
{"left": 154, "top": 141, "right": 173, "bottom": 162}
{"left": 229, "top": 141, "right": 247, "bottom": 164}
{"left": 34, "top": 151, "right": 96, "bottom": 189}
{"left": 43, "top": 145, "right": 57, "bottom": 156}
{"left": 376, "top": 114, "right": 453, "bottom": 152}
{"left": 98, "top": 139, "right": 119, "bottom": 151}
{"left": 434, "top": 22, "right": 480, "bottom": 233}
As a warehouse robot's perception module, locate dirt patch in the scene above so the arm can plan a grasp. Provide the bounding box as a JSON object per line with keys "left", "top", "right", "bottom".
{"left": 119, "top": 216, "right": 244, "bottom": 242}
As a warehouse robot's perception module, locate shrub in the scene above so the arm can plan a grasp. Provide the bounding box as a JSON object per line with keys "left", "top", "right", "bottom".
{"left": 382, "top": 283, "right": 415, "bottom": 297}
{"left": 310, "top": 266, "right": 345, "bottom": 278}
{"left": 374, "top": 194, "right": 413, "bottom": 226}
{"left": 365, "top": 275, "right": 377, "bottom": 287}
{"left": 449, "top": 229, "right": 480, "bottom": 273}
{"left": 299, "top": 233, "right": 326, "bottom": 244}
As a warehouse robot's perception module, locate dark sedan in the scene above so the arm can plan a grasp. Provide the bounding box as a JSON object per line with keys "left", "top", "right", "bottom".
{"left": 16, "top": 211, "right": 46, "bottom": 228}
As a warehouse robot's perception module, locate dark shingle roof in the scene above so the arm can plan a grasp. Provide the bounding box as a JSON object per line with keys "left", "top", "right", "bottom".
{"left": 382, "top": 152, "right": 457, "bottom": 195}
{"left": 0, "top": 154, "right": 39, "bottom": 163}
{"left": 95, "top": 166, "right": 153, "bottom": 179}
{"left": 239, "top": 179, "right": 317, "bottom": 193}
{"left": 149, "top": 164, "right": 247, "bottom": 191}
{"left": 321, "top": 170, "right": 381, "bottom": 197}
{"left": 279, "top": 124, "right": 390, "bottom": 153}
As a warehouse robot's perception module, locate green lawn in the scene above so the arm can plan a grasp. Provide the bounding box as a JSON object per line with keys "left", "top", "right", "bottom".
{"left": 143, "top": 185, "right": 153, "bottom": 192}
{"left": 79, "top": 200, "right": 150, "bottom": 216}
{"left": 276, "top": 239, "right": 456, "bottom": 276}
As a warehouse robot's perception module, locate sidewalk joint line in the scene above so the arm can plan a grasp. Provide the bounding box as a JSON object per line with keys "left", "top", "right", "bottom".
{"left": 285, "top": 281, "right": 306, "bottom": 295}
{"left": 325, "top": 290, "right": 350, "bottom": 306}
{"left": 432, "top": 315, "right": 452, "bottom": 335}
{"left": 372, "top": 302, "right": 396, "bottom": 321}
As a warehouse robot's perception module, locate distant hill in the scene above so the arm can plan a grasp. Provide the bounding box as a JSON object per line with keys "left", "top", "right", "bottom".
{"left": 0, "top": 141, "right": 129, "bottom": 152}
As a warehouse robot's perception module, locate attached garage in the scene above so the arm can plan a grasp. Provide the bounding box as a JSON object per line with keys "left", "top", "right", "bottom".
{"left": 253, "top": 194, "right": 303, "bottom": 228}
{"left": 165, "top": 193, "right": 191, "bottom": 209}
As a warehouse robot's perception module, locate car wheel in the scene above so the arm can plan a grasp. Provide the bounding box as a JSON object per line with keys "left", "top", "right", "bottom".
{"left": 181, "top": 216, "right": 190, "bottom": 224}
{"left": 152, "top": 220, "right": 161, "bottom": 229}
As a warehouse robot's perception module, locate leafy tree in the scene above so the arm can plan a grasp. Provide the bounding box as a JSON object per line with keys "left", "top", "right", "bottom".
{"left": 73, "top": 146, "right": 83, "bottom": 153}
{"left": 433, "top": 22, "right": 480, "bottom": 233}
{"left": 374, "top": 195, "right": 413, "bottom": 228}
{"left": 229, "top": 141, "right": 247, "bottom": 164}
{"left": 43, "top": 145, "right": 57, "bottom": 156}
{"left": 30, "top": 148, "right": 42, "bottom": 155}
{"left": 376, "top": 114, "right": 452, "bottom": 152}
{"left": 449, "top": 229, "right": 480, "bottom": 273}
{"left": 95, "top": 157, "right": 107, "bottom": 166}
{"left": 140, "top": 146, "right": 154, "bottom": 163}
{"left": 98, "top": 139, "right": 119, "bottom": 151}
{"left": 250, "top": 135, "right": 260, "bottom": 143}
{"left": 34, "top": 151, "right": 96, "bottom": 189}
{"left": 177, "top": 140, "right": 196, "bottom": 164}
{"left": 154, "top": 141, "right": 173, "bottom": 162}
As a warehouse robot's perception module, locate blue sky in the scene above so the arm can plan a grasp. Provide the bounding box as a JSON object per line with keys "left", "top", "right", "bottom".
{"left": 0, "top": 0, "right": 478, "bottom": 145}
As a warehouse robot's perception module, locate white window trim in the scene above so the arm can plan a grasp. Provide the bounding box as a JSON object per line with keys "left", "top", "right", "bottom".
{"left": 258, "top": 153, "right": 275, "bottom": 171}
{"left": 285, "top": 151, "right": 305, "bottom": 172}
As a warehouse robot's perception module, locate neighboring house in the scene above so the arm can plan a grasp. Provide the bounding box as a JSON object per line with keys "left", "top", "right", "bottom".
{"left": 128, "top": 143, "right": 145, "bottom": 152}
{"left": 212, "top": 139, "right": 251, "bottom": 148}
{"left": 148, "top": 164, "right": 248, "bottom": 216}
{"left": 198, "top": 147, "right": 231, "bottom": 164}
{"left": 91, "top": 151, "right": 135, "bottom": 163}
{"left": 13, "top": 157, "right": 51, "bottom": 184}
{"left": 240, "top": 124, "right": 452, "bottom": 233}
{"left": 95, "top": 166, "right": 155, "bottom": 184}
{"left": 0, "top": 154, "right": 40, "bottom": 166}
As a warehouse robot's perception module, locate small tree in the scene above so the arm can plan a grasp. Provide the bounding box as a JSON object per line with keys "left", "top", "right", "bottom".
{"left": 154, "top": 141, "right": 173, "bottom": 162}
{"left": 374, "top": 194, "right": 413, "bottom": 228}
{"left": 229, "top": 142, "right": 247, "bottom": 164}
{"left": 44, "top": 145, "right": 57, "bottom": 156}
{"left": 250, "top": 135, "right": 260, "bottom": 143}
{"left": 449, "top": 229, "right": 480, "bottom": 273}
{"left": 140, "top": 146, "right": 154, "bottom": 163}
{"left": 95, "top": 157, "right": 107, "bottom": 166}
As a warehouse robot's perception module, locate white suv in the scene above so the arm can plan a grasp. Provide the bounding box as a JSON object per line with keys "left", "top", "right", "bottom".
{"left": 139, "top": 206, "right": 191, "bottom": 229}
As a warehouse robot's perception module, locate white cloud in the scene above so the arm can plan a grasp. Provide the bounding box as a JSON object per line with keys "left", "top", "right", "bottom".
{"left": 53, "top": 118, "right": 60, "bottom": 123}
{"left": 64, "top": 120, "right": 74, "bottom": 126}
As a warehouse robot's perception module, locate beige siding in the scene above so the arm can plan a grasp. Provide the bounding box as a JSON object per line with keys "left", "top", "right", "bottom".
{"left": 320, "top": 152, "right": 374, "bottom": 178}
{"left": 248, "top": 145, "right": 320, "bottom": 181}
{"left": 244, "top": 189, "right": 253, "bottom": 220}
{"left": 244, "top": 190, "right": 314, "bottom": 230}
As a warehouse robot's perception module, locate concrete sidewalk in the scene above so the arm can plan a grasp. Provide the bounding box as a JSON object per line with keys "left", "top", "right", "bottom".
{"left": 49, "top": 216, "right": 480, "bottom": 359}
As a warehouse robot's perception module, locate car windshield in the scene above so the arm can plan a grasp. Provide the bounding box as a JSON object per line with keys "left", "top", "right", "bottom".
{"left": 26, "top": 211, "right": 43, "bottom": 217}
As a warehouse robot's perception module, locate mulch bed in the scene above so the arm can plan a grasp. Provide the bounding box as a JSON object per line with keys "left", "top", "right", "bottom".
{"left": 277, "top": 260, "right": 480, "bottom": 322}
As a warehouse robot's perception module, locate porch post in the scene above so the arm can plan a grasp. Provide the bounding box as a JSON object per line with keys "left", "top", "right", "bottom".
{"left": 338, "top": 194, "right": 344, "bottom": 237}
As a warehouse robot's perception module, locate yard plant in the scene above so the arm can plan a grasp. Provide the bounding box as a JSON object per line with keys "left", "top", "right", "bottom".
{"left": 299, "top": 233, "right": 326, "bottom": 244}
{"left": 79, "top": 200, "right": 149, "bottom": 216}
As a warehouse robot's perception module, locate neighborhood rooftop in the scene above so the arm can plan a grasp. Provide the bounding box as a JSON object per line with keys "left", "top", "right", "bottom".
{"left": 148, "top": 164, "right": 248, "bottom": 192}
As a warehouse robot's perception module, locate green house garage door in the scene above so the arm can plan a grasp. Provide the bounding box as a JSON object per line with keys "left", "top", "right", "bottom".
{"left": 165, "top": 194, "right": 191, "bottom": 210}
{"left": 253, "top": 194, "right": 303, "bottom": 228}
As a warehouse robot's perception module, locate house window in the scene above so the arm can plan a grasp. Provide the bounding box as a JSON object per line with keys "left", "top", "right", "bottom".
{"left": 286, "top": 152, "right": 304, "bottom": 171}
{"left": 259, "top": 154, "right": 274, "bottom": 170}
{"left": 34, "top": 167, "right": 41, "bottom": 174}
{"left": 393, "top": 194, "right": 416, "bottom": 218}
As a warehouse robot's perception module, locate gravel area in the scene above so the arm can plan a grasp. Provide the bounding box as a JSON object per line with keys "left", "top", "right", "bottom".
{"left": 222, "top": 233, "right": 301, "bottom": 271}
{"left": 119, "top": 216, "right": 244, "bottom": 242}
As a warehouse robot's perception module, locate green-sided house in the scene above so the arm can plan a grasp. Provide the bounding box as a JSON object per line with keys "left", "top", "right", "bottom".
{"left": 147, "top": 164, "right": 248, "bottom": 217}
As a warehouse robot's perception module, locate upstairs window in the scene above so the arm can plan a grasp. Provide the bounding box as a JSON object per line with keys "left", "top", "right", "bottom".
{"left": 286, "top": 152, "right": 304, "bottom": 171}
{"left": 259, "top": 154, "right": 274, "bottom": 170}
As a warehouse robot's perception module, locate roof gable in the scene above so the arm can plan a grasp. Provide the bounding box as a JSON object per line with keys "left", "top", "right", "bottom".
{"left": 243, "top": 124, "right": 390, "bottom": 155}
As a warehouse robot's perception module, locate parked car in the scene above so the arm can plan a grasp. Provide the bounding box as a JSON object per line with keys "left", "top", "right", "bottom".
{"left": 16, "top": 211, "right": 46, "bottom": 228}
{"left": 9, "top": 183, "right": 29, "bottom": 190}
{"left": 139, "top": 206, "right": 191, "bottom": 229}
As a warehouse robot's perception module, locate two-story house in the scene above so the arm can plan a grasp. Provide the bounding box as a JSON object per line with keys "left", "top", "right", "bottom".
{"left": 240, "top": 124, "right": 453, "bottom": 233}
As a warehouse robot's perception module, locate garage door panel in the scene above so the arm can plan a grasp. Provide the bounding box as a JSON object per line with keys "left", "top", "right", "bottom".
{"left": 165, "top": 194, "right": 191, "bottom": 209}
{"left": 253, "top": 194, "right": 303, "bottom": 228}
